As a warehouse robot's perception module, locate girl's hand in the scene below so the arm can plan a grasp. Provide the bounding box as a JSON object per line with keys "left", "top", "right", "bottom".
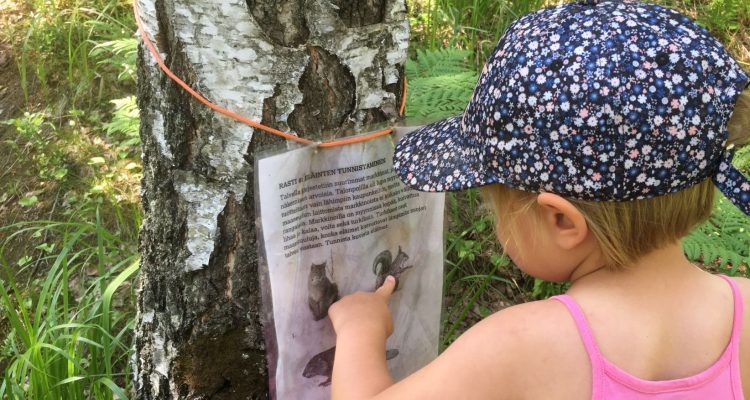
{"left": 330, "top": 276, "right": 397, "bottom": 399}
{"left": 329, "top": 275, "right": 396, "bottom": 339}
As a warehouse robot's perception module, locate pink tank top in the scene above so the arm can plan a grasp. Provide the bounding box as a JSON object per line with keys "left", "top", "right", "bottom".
{"left": 552, "top": 275, "right": 745, "bottom": 399}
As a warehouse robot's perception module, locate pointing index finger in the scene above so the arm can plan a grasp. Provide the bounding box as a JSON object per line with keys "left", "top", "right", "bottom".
{"left": 376, "top": 275, "right": 396, "bottom": 299}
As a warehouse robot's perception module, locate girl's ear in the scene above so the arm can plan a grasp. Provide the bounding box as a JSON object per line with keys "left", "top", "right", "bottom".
{"left": 535, "top": 193, "right": 590, "bottom": 250}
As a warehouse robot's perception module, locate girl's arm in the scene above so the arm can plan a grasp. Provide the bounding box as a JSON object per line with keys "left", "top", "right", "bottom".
{"left": 329, "top": 277, "right": 543, "bottom": 400}
{"left": 329, "top": 280, "right": 570, "bottom": 400}
{"left": 329, "top": 276, "right": 397, "bottom": 399}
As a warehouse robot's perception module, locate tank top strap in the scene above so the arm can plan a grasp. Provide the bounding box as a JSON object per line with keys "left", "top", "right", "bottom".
{"left": 553, "top": 277, "right": 744, "bottom": 400}
{"left": 717, "top": 275, "right": 744, "bottom": 347}
{"left": 550, "top": 294, "right": 604, "bottom": 397}
{"left": 715, "top": 275, "right": 745, "bottom": 398}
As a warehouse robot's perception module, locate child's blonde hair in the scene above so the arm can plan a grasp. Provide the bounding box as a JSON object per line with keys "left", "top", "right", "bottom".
{"left": 482, "top": 89, "right": 750, "bottom": 270}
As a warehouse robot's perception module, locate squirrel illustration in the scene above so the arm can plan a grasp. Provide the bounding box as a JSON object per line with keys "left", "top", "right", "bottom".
{"left": 303, "top": 346, "right": 400, "bottom": 387}
{"left": 372, "top": 246, "right": 412, "bottom": 290}
{"left": 308, "top": 261, "right": 339, "bottom": 321}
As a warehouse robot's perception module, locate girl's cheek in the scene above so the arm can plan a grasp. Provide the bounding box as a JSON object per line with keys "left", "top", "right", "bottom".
{"left": 495, "top": 225, "right": 524, "bottom": 267}
{"left": 505, "top": 243, "right": 527, "bottom": 272}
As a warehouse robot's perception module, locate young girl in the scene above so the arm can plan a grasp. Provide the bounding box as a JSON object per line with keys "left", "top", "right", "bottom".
{"left": 329, "top": 1, "right": 750, "bottom": 399}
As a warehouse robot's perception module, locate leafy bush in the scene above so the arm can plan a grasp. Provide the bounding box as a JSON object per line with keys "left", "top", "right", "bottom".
{"left": 3, "top": 112, "right": 69, "bottom": 182}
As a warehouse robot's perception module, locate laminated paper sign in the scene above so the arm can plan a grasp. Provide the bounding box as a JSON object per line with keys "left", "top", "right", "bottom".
{"left": 256, "top": 134, "right": 445, "bottom": 400}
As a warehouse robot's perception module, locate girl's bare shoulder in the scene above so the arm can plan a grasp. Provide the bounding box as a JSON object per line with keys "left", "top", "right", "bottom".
{"left": 474, "top": 299, "right": 573, "bottom": 342}
{"left": 481, "top": 298, "right": 587, "bottom": 359}
{"left": 375, "top": 299, "right": 591, "bottom": 400}
{"left": 457, "top": 299, "right": 591, "bottom": 398}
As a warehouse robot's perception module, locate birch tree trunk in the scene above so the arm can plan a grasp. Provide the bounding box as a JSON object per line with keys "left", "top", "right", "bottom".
{"left": 134, "top": 0, "right": 408, "bottom": 398}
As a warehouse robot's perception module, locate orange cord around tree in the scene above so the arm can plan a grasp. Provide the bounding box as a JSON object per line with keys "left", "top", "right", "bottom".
{"left": 133, "top": 0, "right": 407, "bottom": 148}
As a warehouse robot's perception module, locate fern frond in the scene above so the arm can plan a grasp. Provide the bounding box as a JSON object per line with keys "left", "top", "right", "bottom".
{"left": 406, "top": 49, "right": 478, "bottom": 119}
{"left": 408, "top": 48, "right": 476, "bottom": 77}
{"left": 732, "top": 142, "right": 750, "bottom": 174}
{"left": 683, "top": 192, "right": 750, "bottom": 276}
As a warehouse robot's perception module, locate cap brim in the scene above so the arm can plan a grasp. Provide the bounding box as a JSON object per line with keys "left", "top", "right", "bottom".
{"left": 393, "top": 115, "right": 495, "bottom": 192}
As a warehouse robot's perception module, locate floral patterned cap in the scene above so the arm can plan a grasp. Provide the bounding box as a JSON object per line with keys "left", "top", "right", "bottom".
{"left": 393, "top": 0, "right": 750, "bottom": 215}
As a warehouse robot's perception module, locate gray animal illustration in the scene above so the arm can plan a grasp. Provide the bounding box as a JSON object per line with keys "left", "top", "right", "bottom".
{"left": 373, "top": 246, "right": 413, "bottom": 290}
{"left": 302, "top": 346, "right": 400, "bottom": 386}
{"left": 303, "top": 346, "right": 336, "bottom": 387}
{"left": 308, "top": 261, "right": 339, "bottom": 321}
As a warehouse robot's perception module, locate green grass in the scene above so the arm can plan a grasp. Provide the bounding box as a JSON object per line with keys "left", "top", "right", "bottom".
{"left": 408, "top": 0, "right": 546, "bottom": 68}
{"left": 0, "top": 69, "right": 141, "bottom": 400}
{"left": 0, "top": 211, "right": 139, "bottom": 399}
{"left": 0, "top": 1, "right": 142, "bottom": 397}
{"left": 409, "top": 0, "right": 750, "bottom": 71}
{"left": 7, "top": 0, "right": 135, "bottom": 107}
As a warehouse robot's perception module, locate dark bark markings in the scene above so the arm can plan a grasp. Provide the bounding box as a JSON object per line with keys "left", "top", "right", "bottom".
{"left": 256, "top": 84, "right": 289, "bottom": 152}
{"left": 335, "top": 0, "right": 387, "bottom": 27}
{"left": 287, "top": 46, "right": 357, "bottom": 140}
{"left": 246, "top": 0, "right": 309, "bottom": 47}
{"left": 172, "top": 195, "right": 267, "bottom": 399}
{"left": 151, "top": 0, "right": 205, "bottom": 175}
{"left": 136, "top": 45, "right": 192, "bottom": 399}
